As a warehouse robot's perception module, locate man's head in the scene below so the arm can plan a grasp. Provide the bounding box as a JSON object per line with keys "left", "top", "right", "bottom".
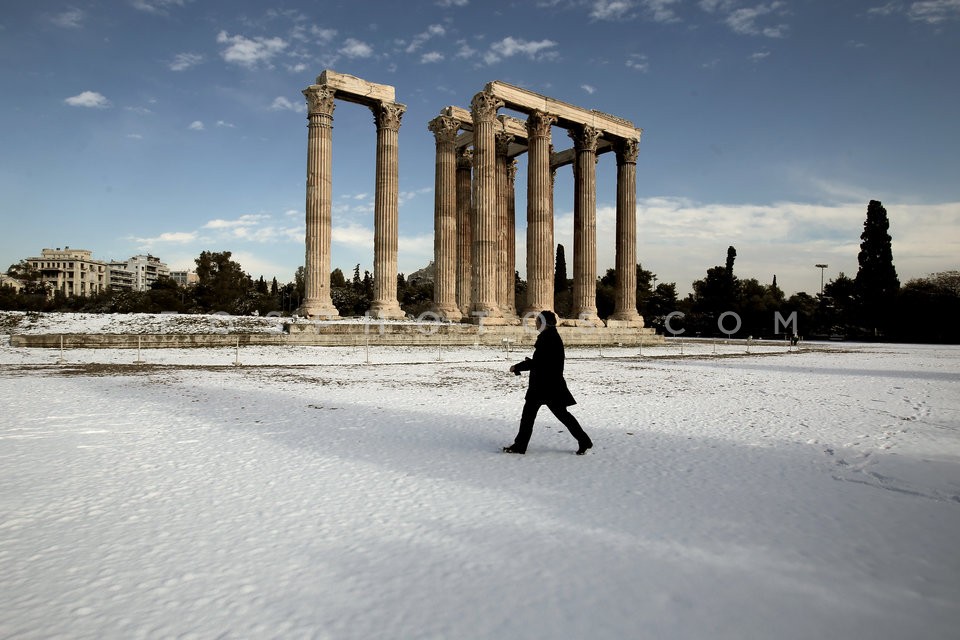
{"left": 538, "top": 310, "right": 557, "bottom": 331}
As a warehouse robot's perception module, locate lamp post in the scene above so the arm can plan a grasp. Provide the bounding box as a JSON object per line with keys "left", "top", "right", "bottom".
{"left": 815, "top": 264, "right": 828, "bottom": 296}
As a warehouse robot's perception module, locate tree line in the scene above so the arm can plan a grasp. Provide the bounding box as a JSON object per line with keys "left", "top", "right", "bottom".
{"left": 3, "top": 201, "right": 957, "bottom": 342}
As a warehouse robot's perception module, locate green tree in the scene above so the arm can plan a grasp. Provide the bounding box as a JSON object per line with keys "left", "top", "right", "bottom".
{"left": 687, "top": 247, "right": 741, "bottom": 335}
{"left": 892, "top": 271, "right": 960, "bottom": 343}
{"left": 634, "top": 264, "right": 654, "bottom": 316}
{"left": 855, "top": 200, "right": 900, "bottom": 335}
{"left": 596, "top": 269, "right": 617, "bottom": 319}
{"left": 147, "top": 277, "right": 185, "bottom": 313}
{"left": 554, "top": 244, "right": 571, "bottom": 317}
{"left": 820, "top": 272, "right": 857, "bottom": 336}
{"left": 192, "top": 251, "right": 252, "bottom": 313}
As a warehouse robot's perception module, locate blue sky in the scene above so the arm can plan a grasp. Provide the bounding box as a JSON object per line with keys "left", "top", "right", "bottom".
{"left": 1, "top": 0, "right": 958, "bottom": 297}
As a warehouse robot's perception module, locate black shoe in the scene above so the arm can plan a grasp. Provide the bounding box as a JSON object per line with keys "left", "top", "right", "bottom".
{"left": 576, "top": 442, "right": 593, "bottom": 455}
{"left": 502, "top": 445, "right": 525, "bottom": 454}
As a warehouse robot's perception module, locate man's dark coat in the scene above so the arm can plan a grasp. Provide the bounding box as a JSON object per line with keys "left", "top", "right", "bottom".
{"left": 513, "top": 325, "right": 576, "bottom": 407}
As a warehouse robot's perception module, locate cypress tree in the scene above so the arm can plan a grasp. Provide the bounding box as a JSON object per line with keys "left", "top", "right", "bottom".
{"left": 855, "top": 200, "right": 900, "bottom": 335}
{"left": 554, "top": 244, "right": 568, "bottom": 293}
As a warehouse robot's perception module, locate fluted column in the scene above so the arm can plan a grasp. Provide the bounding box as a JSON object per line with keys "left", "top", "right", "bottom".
{"left": 455, "top": 148, "right": 473, "bottom": 316}
{"left": 369, "top": 101, "right": 406, "bottom": 319}
{"left": 610, "top": 138, "right": 643, "bottom": 324}
{"left": 506, "top": 159, "right": 518, "bottom": 317}
{"left": 469, "top": 91, "right": 504, "bottom": 320}
{"left": 570, "top": 125, "right": 601, "bottom": 323}
{"left": 428, "top": 115, "right": 462, "bottom": 320}
{"left": 524, "top": 110, "right": 557, "bottom": 316}
{"left": 300, "top": 85, "right": 339, "bottom": 318}
{"left": 495, "top": 129, "right": 515, "bottom": 317}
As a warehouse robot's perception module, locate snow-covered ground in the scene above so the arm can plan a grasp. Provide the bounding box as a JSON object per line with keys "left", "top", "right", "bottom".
{"left": 1, "top": 313, "right": 959, "bottom": 639}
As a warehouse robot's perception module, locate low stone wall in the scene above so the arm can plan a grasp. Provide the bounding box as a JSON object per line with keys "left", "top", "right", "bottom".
{"left": 10, "top": 322, "right": 662, "bottom": 349}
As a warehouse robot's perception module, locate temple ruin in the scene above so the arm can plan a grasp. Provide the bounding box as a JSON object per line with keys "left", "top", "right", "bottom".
{"left": 299, "top": 71, "right": 645, "bottom": 329}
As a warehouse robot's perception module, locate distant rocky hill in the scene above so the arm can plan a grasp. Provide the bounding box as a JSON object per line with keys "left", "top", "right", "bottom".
{"left": 406, "top": 261, "right": 435, "bottom": 285}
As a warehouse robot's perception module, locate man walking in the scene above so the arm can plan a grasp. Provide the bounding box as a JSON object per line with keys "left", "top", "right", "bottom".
{"left": 503, "top": 310, "right": 593, "bottom": 455}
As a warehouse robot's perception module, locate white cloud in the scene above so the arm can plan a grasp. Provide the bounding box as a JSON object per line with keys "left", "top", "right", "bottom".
{"left": 544, "top": 196, "right": 960, "bottom": 296}
{"left": 216, "top": 120, "right": 235, "bottom": 128}
{"left": 340, "top": 38, "right": 374, "bottom": 58}
{"left": 50, "top": 8, "right": 84, "bottom": 29}
{"left": 867, "top": 2, "right": 902, "bottom": 17}
{"left": 908, "top": 0, "right": 960, "bottom": 23}
{"left": 405, "top": 24, "right": 446, "bottom": 53}
{"left": 643, "top": 0, "right": 683, "bottom": 22}
{"left": 130, "top": 0, "right": 189, "bottom": 15}
{"left": 724, "top": 1, "right": 789, "bottom": 37}
{"left": 131, "top": 231, "right": 198, "bottom": 247}
{"left": 421, "top": 51, "right": 444, "bottom": 63}
{"left": 169, "top": 52, "right": 203, "bottom": 71}
{"left": 436, "top": 0, "right": 469, "bottom": 6}
{"left": 455, "top": 40, "right": 477, "bottom": 59}
{"left": 626, "top": 53, "right": 650, "bottom": 72}
{"left": 581, "top": 84, "right": 597, "bottom": 94}
{"left": 126, "top": 133, "right": 143, "bottom": 140}
{"left": 64, "top": 91, "right": 111, "bottom": 108}
{"left": 270, "top": 96, "right": 305, "bottom": 112}
{"left": 311, "top": 26, "right": 338, "bottom": 42}
{"left": 188, "top": 121, "right": 205, "bottom": 130}
{"left": 590, "top": 0, "right": 635, "bottom": 20}
{"left": 483, "top": 36, "right": 558, "bottom": 65}
{"left": 698, "top": 0, "right": 733, "bottom": 12}
{"left": 217, "top": 31, "right": 288, "bottom": 69}
{"left": 203, "top": 215, "right": 268, "bottom": 230}
{"left": 749, "top": 50, "right": 771, "bottom": 61}
{"left": 332, "top": 222, "right": 375, "bottom": 249}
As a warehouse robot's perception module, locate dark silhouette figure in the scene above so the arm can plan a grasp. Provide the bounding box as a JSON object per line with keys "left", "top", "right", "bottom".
{"left": 503, "top": 310, "right": 593, "bottom": 455}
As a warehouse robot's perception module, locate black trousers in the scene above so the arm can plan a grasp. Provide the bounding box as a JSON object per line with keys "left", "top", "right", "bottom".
{"left": 512, "top": 400, "right": 592, "bottom": 452}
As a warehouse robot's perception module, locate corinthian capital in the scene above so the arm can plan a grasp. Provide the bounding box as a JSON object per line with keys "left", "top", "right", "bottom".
{"left": 526, "top": 110, "right": 557, "bottom": 138}
{"left": 617, "top": 138, "right": 640, "bottom": 164}
{"left": 568, "top": 125, "right": 601, "bottom": 153}
{"left": 428, "top": 115, "right": 461, "bottom": 144}
{"left": 303, "top": 86, "right": 336, "bottom": 116}
{"left": 470, "top": 91, "right": 503, "bottom": 123}
{"left": 374, "top": 102, "right": 406, "bottom": 131}
{"left": 456, "top": 147, "right": 473, "bottom": 169}
{"left": 495, "top": 131, "right": 514, "bottom": 156}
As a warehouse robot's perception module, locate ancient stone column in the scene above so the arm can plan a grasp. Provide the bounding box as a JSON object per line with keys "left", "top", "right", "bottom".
{"left": 506, "top": 159, "right": 518, "bottom": 317}
{"left": 369, "top": 101, "right": 406, "bottom": 319}
{"left": 495, "top": 129, "right": 515, "bottom": 317}
{"left": 469, "top": 91, "right": 504, "bottom": 320}
{"left": 300, "top": 85, "right": 339, "bottom": 318}
{"left": 428, "top": 115, "right": 462, "bottom": 320}
{"left": 610, "top": 138, "right": 643, "bottom": 324}
{"left": 569, "top": 125, "right": 602, "bottom": 324}
{"left": 524, "top": 110, "right": 557, "bottom": 316}
{"left": 455, "top": 148, "right": 473, "bottom": 317}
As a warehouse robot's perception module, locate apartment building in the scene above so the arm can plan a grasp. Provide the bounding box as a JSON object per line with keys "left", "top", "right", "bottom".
{"left": 170, "top": 270, "right": 199, "bottom": 287}
{"left": 24, "top": 248, "right": 172, "bottom": 297}
{"left": 109, "top": 254, "right": 171, "bottom": 291}
{"left": 27, "top": 247, "right": 108, "bottom": 297}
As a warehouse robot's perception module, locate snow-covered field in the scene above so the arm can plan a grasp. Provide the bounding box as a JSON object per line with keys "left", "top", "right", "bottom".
{"left": 1, "top": 313, "right": 959, "bottom": 639}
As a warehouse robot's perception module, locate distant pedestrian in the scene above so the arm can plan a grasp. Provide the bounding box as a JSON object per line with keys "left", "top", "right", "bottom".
{"left": 503, "top": 310, "right": 593, "bottom": 455}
